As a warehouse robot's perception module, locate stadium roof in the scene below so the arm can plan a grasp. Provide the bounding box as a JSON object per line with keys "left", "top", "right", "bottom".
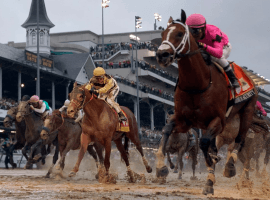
{"left": 242, "top": 66, "right": 270, "bottom": 86}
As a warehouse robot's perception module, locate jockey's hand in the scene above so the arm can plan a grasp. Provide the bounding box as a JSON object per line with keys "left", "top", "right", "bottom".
{"left": 30, "top": 105, "right": 34, "bottom": 110}
{"left": 90, "top": 88, "right": 99, "bottom": 96}
{"left": 198, "top": 42, "right": 206, "bottom": 49}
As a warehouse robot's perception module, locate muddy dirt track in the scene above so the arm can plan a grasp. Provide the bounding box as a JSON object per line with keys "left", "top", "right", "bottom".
{"left": 0, "top": 150, "right": 269, "bottom": 200}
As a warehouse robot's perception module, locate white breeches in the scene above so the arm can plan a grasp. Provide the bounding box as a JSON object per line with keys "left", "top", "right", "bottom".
{"left": 99, "top": 86, "right": 121, "bottom": 113}
{"left": 211, "top": 42, "right": 232, "bottom": 68}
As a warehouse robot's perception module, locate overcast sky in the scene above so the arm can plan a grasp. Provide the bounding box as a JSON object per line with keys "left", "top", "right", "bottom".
{"left": 1, "top": 0, "right": 270, "bottom": 91}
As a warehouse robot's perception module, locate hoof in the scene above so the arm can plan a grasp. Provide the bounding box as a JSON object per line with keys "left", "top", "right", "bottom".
{"left": 69, "top": 171, "right": 76, "bottom": 177}
{"left": 156, "top": 166, "right": 169, "bottom": 178}
{"left": 224, "top": 157, "right": 236, "bottom": 178}
{"left": 33, "top": 153, "right": 42, "bottom": 161}
{"left": 173, "top": 170, "right": 178, "bottom": 173}
{"left": 45, "top": 173, "right": 50, "bottom": 178}
{"left": 190, "top": 176, "right": 198, "bottom": 180}
{"left": 178, "top": 175, "right": 182, "bottom": 180}
{"left": 202, "top": 186, "right": 214, "bottom": 195}
{"left": 95, "top": 173, "right": 99, "bottom": 180}
{"left": 170, "top": 164, "right": 175, "bottom": 169}
{"left": 146, "top": 166, "right": 152, "bottom": 173}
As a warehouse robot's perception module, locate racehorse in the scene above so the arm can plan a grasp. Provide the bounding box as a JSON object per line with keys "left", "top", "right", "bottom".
{"left": 39, "top": 109, "right": 104, "bottom": 178}
{"left": 16, "top": 100, "right": 47, "bottom": 168}
{"left": 155, "top": 10, "right": 258, "bottom": 194}
{"left": 3, "top": 95, "right": 31, "bottom": 166}
{"left": 165, "top": 128, "right": 198, "bottom": 180}
{"left": 67, "top": 82, "right": 152, "bottom": 182}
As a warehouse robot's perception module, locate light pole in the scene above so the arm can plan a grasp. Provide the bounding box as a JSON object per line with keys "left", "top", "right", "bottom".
{"left": 101, "top": 0, "right": 110, "bottom": 68}
{"left": 135, "top": 16, "right": 142, "bottom": 133}
{"left": 36, "top": 0, "right": 40, "bottom": 96}
{"left": 154, "top": 13, "right": 162, "bottom": 30}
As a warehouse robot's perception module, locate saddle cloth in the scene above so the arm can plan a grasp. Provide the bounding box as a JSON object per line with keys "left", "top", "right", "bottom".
{"left": 213, "top": 62, "right": 255, "bottom": 104}
{"left": 114, "top": 109, "right": 130, "bottom": 132}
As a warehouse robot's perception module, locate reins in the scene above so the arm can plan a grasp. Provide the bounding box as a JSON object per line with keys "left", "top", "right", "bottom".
{"left": 42, "top": 113, "right": 65, "bottom": 136}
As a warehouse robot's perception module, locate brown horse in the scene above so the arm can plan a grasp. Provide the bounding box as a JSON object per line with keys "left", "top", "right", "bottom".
{"left": 165, "top": 128, "right": 198, "bottom": 180}
{"left": 67, "top": 82, "right": 152, "bottom": 182}
{"left": 39, "top": 109, "right": 104, "bottom": 178}
{"left": 16, "top": 100, "right": 47, "bottom": 168}
{"left": 155, "top": 10, "right": 257, "bottom": 194}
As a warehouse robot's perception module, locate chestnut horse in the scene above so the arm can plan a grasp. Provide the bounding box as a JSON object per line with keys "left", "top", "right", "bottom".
{"left": 155, "top": 10, "right": 257, "bottom": 194}
{"left": 39, "top": 109, "right": 104, "bottom": 178}
{"left": 67, "top": 82, "right": 152, "bottom": 182}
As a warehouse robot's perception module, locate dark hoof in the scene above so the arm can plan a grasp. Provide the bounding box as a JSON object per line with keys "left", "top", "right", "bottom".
{"left": 156, "top": 166, "right": 169, "bottom": 178}
{"left": 173, "top": 169, "right": 178, "bottom": 173}
{"left": 12, "top": 163, "right": 17, "bottom": 169}
{"left": 224, "top": 157, "right": 236, "bottom": 178}
{"left": 202, "top": 186, "right": 214, "bottom": 195}
{"left": 170, "top": 164, "right": 175, "bottom": 169}
{"left": 95, "top": 173, "right": 99, "bottom": 180}
{"left": 45, "top": 173, "right": 50, "bottom": 178}
{"left": 178, "top": 175, "right": 182, "bottom": 180}
{"left": 146, "top": 166, "right": 152, "bottom": 173}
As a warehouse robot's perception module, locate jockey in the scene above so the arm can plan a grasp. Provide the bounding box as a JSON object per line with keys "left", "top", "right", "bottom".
{"left": 29, "top": 95, "right": 52, "bottom": 118}
{"left": 186, "top": 13, "right": 241, "bottom": 91}
{"left": 85, "top": 67, "right": 127, "bottom": 122}
{"left": 59, "top": 99, "right": 83, "bottom": 123}
{"left": 255, "top": 101, "right": 267, "bottom": 116}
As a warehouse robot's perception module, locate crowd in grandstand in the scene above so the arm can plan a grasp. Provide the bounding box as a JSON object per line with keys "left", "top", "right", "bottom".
{"left": 0, "top": 98, "right": 18, "bottom": 110}
{"left": 112, "top": 74, "right": 174, "bottom": 101}
{"left": 90, "top": 41, "right": 159, "bottom": 60}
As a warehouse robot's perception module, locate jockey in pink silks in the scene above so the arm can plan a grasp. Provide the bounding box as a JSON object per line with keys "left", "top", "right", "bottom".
{"left": 256, "top": 101, "right": 267, "bottom": 116}
{"left": 186, "top": 13, "right": 241, "bottom": 91}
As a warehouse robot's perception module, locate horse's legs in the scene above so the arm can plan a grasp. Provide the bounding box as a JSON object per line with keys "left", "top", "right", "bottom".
{"left": 126, "top": 132, "right": 152, "bottom": 173}
{"left": 263, "top": 137, "right": 270, "bottom": 174}
{"left": 224, "top": 103, "right": 254, "bottom": 178}
{"left": 200, "top": 117, "right": 223, "bottom": 195}
{"left": 87, "top": 145, "right": 100, "bottom": 170}
{"left": 167, "top": 152, "right": 175, "bottom": 170}
{"left": 103, "top": 139, "right": 112, "bottom": 179}
{"left": 45, "top": 143, "right": 59, "bottom": 178}
{"left": 114, "top": 138, "right": 135, "bottom": 182}
{"left": 22, "top": 142, "right": 30, "bottom": 161}
{"left": 242, "top": 137, "right": 254, "bottom": 179}
{"left": 190, "top": 148, "right": 198, "bottom": 180}
{"left": 69, "top": 133, "right": 91, "bottom": 177}
{"left": 177, "top": 147, "right": 185, "bottom": 179}
{"left": 93, "top": 143, "right": 104, "bottom": 166}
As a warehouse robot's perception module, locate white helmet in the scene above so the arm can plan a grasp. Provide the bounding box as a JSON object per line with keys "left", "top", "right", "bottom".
{"left": 64, "top": 99, "right": 70, "bottom": 107}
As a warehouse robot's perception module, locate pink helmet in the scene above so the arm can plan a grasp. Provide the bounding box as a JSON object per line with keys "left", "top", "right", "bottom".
{"left": 30, "top": 95, "right": 39, "bottom": 103}
{"left": 186, "top": 13, "right": 206, "bottom": 28}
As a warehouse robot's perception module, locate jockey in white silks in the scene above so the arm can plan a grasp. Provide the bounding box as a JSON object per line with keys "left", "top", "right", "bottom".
{"left": 59, "top": 99, "right": 83, "bottom": 123}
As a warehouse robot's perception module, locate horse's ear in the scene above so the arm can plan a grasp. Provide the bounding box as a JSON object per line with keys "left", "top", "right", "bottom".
{"left": 73, "top": 82, "right": 77, "bottom": 88}
{"left": 168, "top": 16, "right": 173, "bottom": 25}
{"left": 181, "top": 9, "right": 187, "bottom": 24}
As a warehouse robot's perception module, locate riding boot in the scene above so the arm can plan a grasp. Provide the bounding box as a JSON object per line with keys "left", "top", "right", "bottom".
{"left": 224, "top": 65, "right": 241, "bottom": 89}
{"left": 118, "top": 111, "right": 127, "bottom": 121}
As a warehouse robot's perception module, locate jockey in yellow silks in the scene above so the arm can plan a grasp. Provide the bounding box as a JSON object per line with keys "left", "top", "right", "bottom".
{"left": 85, "top": 67, "right": 127, "bottom": 122}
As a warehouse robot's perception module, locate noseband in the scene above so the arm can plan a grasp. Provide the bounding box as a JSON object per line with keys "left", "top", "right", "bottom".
{"left": 160, "top": 21, "right": 191, "bottom": 60}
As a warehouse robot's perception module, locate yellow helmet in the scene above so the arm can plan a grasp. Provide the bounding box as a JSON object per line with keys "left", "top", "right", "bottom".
{"left": 93, "top": 67, "right": 105, "bottom": 77}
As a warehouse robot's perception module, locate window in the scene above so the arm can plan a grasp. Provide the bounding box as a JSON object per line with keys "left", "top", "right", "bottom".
{"left": 40, "top": 33, "right": 44, "bottom": 44}
{"left": 32, "top": 33, "right": 36, "bottom": 45}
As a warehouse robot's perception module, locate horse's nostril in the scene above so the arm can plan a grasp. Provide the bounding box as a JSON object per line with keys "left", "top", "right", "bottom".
{"left": 162, "top": 52, "right": 170, "bottom": 58}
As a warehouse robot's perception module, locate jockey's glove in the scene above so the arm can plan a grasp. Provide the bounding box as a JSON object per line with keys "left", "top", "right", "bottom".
{"left": 30, "top": 105, "right": 34, "bottom": 110}
{"left": 198, "top": 42, "right": 206, "bottom": 50}
{"left": 90, "top": 87, "right": 99, "bottom": 96}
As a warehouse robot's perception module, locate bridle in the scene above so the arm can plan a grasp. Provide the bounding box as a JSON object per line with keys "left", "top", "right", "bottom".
{"left": 17, "top": 102, "right": 33, "bottom": 118}
{"left": 160, "top": 20, "right": 191, "bottom": 60}
{"left": 69, "top": 86, "right": 94, "bottom": 113}
{"left": 42, "top": 113, "right": 65, "bottom": 136}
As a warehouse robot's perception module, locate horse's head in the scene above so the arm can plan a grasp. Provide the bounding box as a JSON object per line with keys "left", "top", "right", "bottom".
{"left": 40, "top": 110, "right": 61, "bottom": 140}
{"left": 16, "top": 100, "right": 31, "bottom": 122}
{"left": 156, "top": 9, "right": 192, "bottom": 67}
{"left": 3, "top": 107, "right": 17, "bottom": 127}
{"left": 67, "top": 82, "right": 86, "bottom": 118}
